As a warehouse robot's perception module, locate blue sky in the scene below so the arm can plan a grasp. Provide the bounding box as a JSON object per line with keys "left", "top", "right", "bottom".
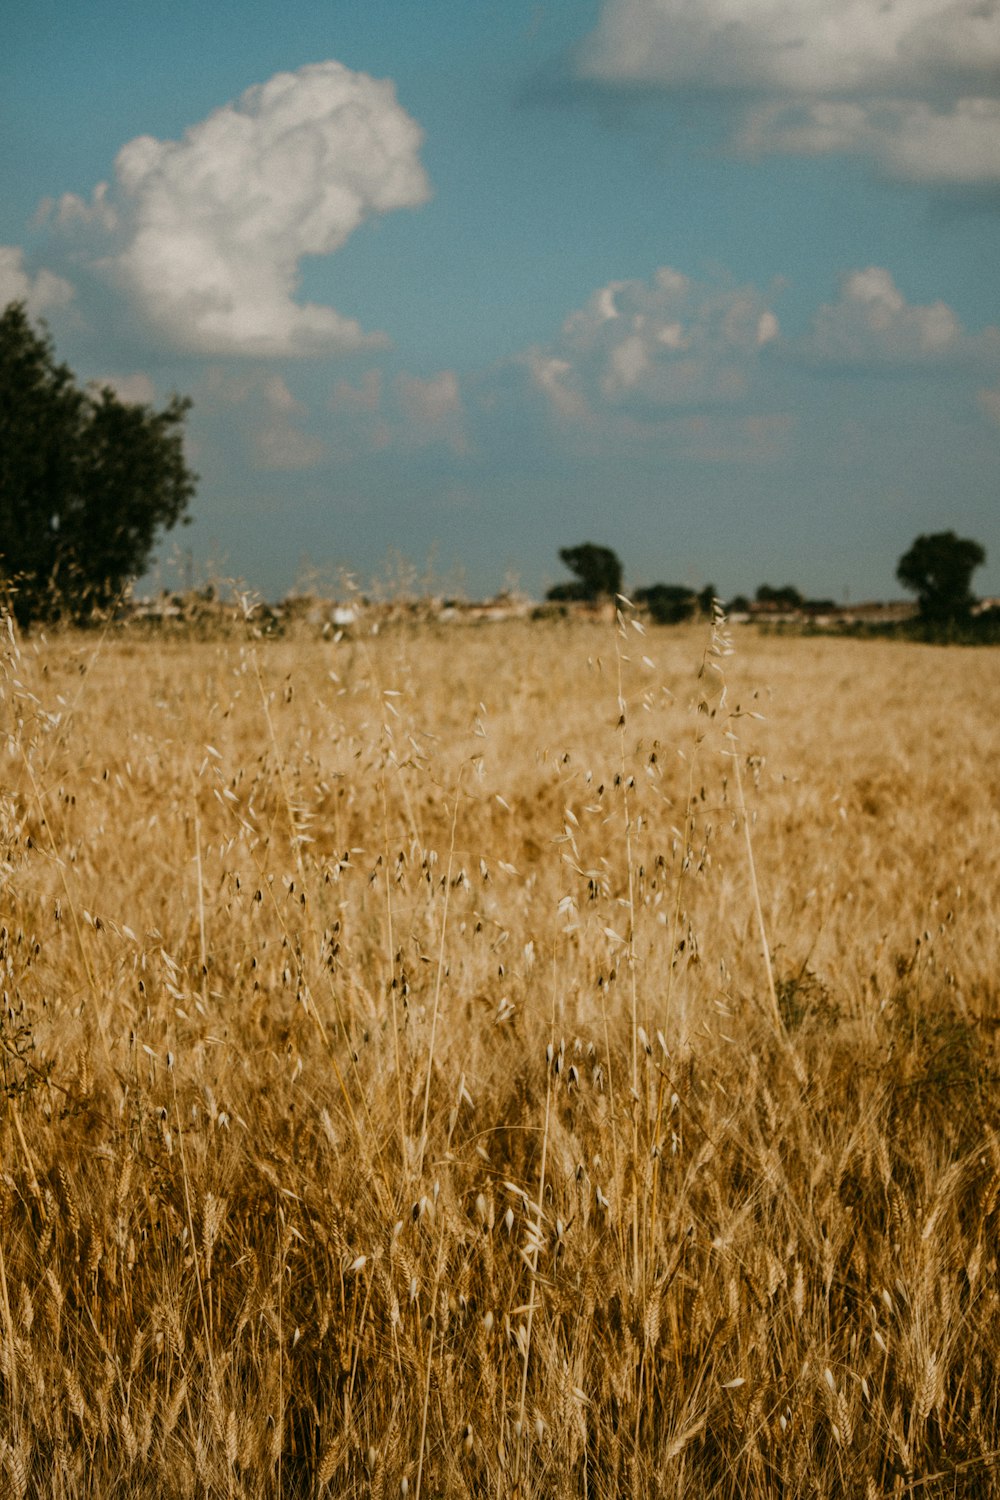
{"left": 3, "top": 0, "right": 999, "bottom": 602}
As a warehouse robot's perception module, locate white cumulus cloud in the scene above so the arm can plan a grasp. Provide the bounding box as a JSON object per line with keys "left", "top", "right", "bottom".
{"left": 798, "top": 267, "right": 1000, "bottom": 366}
{"left": 88, "top": 61, "right": 429, "bottom": 356}
{"left": 579, "top": 0, "right": 1000, "bottom": 185}
{"left": 529, "top": 266, "right": 780, "bottom": 419}
{"left": 525, "top": 354, "right": 589, "bottom": 421}
{"left": 0, "top": 246, "right": 74, "bottom": 315}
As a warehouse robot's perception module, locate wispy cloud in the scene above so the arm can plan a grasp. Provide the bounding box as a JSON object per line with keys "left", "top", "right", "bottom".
{"left": 87, "top": 371, "right": 157, "bottom": 405}
{"left": 580, "top": 0, "right": 1000, "bottom": 96}
{"left": 579, "top": 0, "right": 1000, "bottom": 188}
{"left": 0, "top": 245, "right": 74, "bottom": 315}
{"left": 324, "top": 367, "right": 470, "bottom": 455}
{"left": 978, "top": 385, "right": 1000, "bottom": 426}
{"left": 740, "top": 98, "right": 1000, "bottom": 188}
{"left": 49, "top": 61, "right": 430, "bottom": 357}
{"left": 37, "top": 182, "right": 119, "bottom": 233}
{"left": 331, "top": 370, "right": 383, "bottom": 413}
{"left": 396, "top": 370, "right": 468, "bottom": 453}
{"left": 198, "top": 367, "right": 327, "bottom": 471}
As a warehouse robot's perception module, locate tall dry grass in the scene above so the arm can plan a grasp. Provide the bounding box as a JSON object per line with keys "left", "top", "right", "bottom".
{"left": 1, "top": 606, "right": 1000, "bottom": 1497}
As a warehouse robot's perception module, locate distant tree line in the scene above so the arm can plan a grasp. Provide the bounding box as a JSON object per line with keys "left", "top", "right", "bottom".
{"left": 0, "top": 301, "right": 991, "bottom": 638}
{"left": 544, "top": 546, "right": 831, "bottom": 623}
{"left": 545, "top": 545, "right": 712, "bottom": 623}
{"left": 547, "top": 531, "right": 991, "bottom": 637}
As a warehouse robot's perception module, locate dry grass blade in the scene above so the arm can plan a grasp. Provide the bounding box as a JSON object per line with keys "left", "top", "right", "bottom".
{"left": 0, "top": 607, "right": 998, "bottom": 1497}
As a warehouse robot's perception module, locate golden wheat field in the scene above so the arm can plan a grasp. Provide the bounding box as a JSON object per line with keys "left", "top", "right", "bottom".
{"left": 2, "top": 607, "right": 1000, "bottom": 1499}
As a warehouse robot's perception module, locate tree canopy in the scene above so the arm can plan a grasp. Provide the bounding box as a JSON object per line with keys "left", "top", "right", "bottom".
{"left": 634, "top": 583, "right": 697, "bottom": 624}
{"left": 0, "top": 302, "right": 196, "bottom": 623}
{"left": 546, "top": 543, "right": 623, "bottom": 603}
{"left": 755, "top": 583, "right": 804, "bottom": 610}
{"left": 896, "top": 530, "right": 986, "bottom": 624}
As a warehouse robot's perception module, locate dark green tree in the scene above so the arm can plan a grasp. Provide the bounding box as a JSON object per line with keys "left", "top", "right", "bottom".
{"left": 756, "top": 583, "right": 804, "bottom": 610}
{"left": 634, "top": 583, "right": 697, "bottom": 624}
{"left": 0, "top": 302, "right": 196, "bottom": 623}
{"left": 546, "top": 543, "right": 623, "bottom": 603}
{"left": 896, "top": 530, "right": 986, "bottom": 623}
